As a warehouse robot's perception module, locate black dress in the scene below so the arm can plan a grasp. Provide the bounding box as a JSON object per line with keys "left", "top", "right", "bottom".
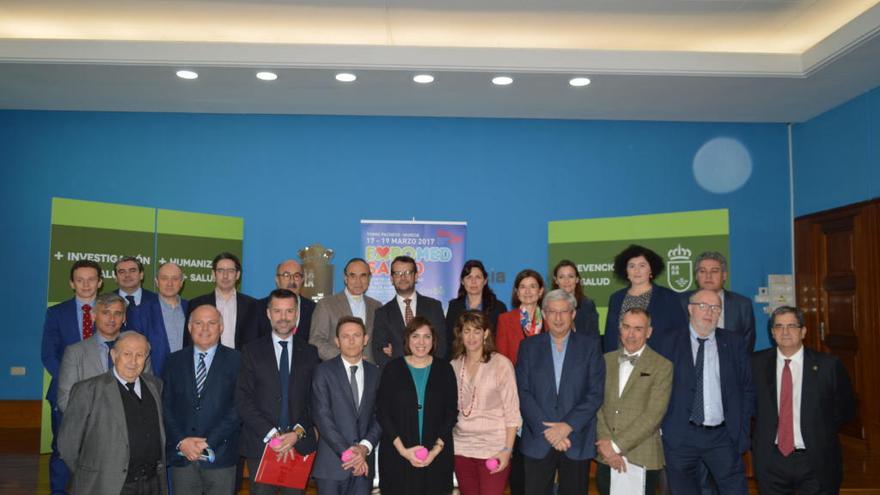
{"left": 377, "top": 356, "right": 458, "bottom": 495}
{"left": 444, "top": 296, "right": 508, "bottom": 346}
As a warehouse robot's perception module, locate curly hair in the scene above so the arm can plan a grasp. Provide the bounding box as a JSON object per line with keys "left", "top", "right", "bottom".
{"left": 612, "top": 244, "right": 664, "bottom": 283}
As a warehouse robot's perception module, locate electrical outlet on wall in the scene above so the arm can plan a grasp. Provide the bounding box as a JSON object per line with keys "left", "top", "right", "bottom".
{"left": 10, "top": 366, "right": 26, "bottom": 376}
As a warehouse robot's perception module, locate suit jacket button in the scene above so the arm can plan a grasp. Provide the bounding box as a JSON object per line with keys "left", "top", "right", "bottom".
{"left": 196, "top": 406, "right": 201, "bottom": 411}
{"left": 615, "top": 410, "right": 619, "bottom": 414}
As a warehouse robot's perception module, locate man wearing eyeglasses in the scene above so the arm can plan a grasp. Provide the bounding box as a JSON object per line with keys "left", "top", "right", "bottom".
{"left": 654, "top": 289, "right": 754, "bottom": 495}
{"left": 680, "top": 252, "right": 756, "bottom": 352}
{"left": 309, "top": 258, "right": 382, "bottom": 363}
{"left": 185, "top": 252, "right": 261, "bottom": 350}
{"left": 258, "top": 259, "right": 316, "bottom": 343}
{"left": 371, "top": 255, "right": 446, "bottom": 367}
{"left": 751, "top": 306, "right": 854, "bottom": 494}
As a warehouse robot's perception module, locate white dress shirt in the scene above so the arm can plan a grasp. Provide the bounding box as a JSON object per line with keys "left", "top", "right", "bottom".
{"left": 775, "top": 346, "right": 806, "bottom": 449}
{"left": 215, "top": 289, "right": 238, "bottom": 349}
{"left": 271, "top": 332, "right": 294, "bottom": 370}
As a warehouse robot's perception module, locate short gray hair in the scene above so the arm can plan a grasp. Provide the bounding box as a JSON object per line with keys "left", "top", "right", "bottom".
{"left": 541, "top": 289, "right": 577, "bottom": 313}
{"left": 96, "top": 292, "right": 126, "bottom": 309}
{"left": 115, "top": 330, "right": 151, "bottom": 353}
{"left": 694, "top": 251, "right": 728, "bottom": 274}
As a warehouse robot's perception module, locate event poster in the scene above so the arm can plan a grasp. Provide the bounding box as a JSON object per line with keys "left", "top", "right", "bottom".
{"left": 42, "top": 198, "right": 243, "bottom": 452}
{"left": 361, "top": 220, "right": 467, "bottom": 310}
{"left": 548, "top": 209, "right": 730, "bottom": 334}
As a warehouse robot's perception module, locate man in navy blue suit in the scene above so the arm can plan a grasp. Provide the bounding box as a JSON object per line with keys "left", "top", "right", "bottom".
{"left": 656, "top": 289, "right": 754, "bottom": 495}
{"left": 115, "top": 256, "right": 171, "bottom": 375}
{"left": 681, "top": 252, "right": 757, "bottom": 352}
{"left": 163, "top": 304, "right": 241, "bottom": 494}
{"left": 152, "top": 262, "right": 189, "bottom": 356}
{"left": 516, "top": 289, "right": 605, "bottom": 495}
{"left": 311, "top": 316, "right": 381, "bottom": 495}
{"left": 41, "top": 259, "right": 103, "bottom": 495}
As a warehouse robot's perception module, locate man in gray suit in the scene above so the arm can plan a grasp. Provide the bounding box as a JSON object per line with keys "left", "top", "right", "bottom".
{"left": 58, "top": 331, "right": 166, "bottom": 495}
{"left": 311, "top": 316, "right": 381, "bottom": 494}
{"left": 681, "top": 252, "right": 756, "bottom": 352}
{"left": 57, "top": 293, "right": 145, "bottom": 412}
{"left": 310, "top": 258, "right": 381, "bottom": 363}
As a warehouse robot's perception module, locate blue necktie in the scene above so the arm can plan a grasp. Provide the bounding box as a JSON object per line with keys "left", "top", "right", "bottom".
{"left": 278, "top": 341, "right": 290, "bottom": 429}
{"left": 106, "top": 339, "right": 116, "bottom": 371}
{"left": 690, "top": 337, "right": 708, "bottom": 425}
{"left": 195, "top": 352, "right": 207, "bottom": 397}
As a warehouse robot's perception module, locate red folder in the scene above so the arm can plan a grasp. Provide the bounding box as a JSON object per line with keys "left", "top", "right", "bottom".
{"left": 253, "top": 442, "right": 315, "bottom": 489}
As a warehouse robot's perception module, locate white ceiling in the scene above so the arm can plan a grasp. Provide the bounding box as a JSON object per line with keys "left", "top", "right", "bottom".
{"left": 1, "top": 0, "right": 879, "bottom": 122}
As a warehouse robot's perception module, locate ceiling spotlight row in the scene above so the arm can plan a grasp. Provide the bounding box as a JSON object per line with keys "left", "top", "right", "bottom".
{"left": 175, "top": 70, "right": 591, "bottom": 87}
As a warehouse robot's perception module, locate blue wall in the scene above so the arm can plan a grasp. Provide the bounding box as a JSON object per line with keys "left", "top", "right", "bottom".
{"left": 0, "top": 110, "right": 791, "bottom": 399}
{"left": 793, "top": 85, "right": 880, "bottom": 216}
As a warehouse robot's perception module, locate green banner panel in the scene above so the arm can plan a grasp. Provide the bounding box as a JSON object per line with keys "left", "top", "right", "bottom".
{"left": 548, "top": 209, "right": 730, "bottom": 336}
{"left": 51, "top": 197, "right": 155, "bottom": 233}
{"left": 156, "top": 209, "right": 244, "bottom": 298}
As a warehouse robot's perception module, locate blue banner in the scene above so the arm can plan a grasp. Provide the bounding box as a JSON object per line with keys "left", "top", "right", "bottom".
{"left": 361, "top": 220, "right": 467, "bottom": 310}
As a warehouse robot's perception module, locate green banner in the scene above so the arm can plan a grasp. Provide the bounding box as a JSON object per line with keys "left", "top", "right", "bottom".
{"left": 42, "top": 199, "right": 243, "bottom": 453}
{"left": 156, "top": 209, "right": 244, "bottom": 298}
{"left": 548, "top": 209, "right": 730, "bottom": 335}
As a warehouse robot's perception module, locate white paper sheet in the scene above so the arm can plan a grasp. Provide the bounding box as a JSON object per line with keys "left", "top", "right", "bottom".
{"left": 610, "top": 457, "right": 646, "bottom": 495}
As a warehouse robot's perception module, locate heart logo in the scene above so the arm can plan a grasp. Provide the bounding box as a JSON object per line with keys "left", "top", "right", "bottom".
{"left": 376, "top": 246, "right": 390, "bottom": 258}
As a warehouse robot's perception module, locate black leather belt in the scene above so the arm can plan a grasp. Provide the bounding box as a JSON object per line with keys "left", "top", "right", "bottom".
{"left": 689, "top": 421, "right": 726, "bottom": 430}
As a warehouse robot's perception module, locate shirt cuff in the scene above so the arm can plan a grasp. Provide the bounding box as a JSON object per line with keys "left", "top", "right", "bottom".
{"left": 263, "top": 428, "right": 279, "bottom": 443}
{"left": 611, "top": 440, "right": 622, "bottom": 454}
{"left": 358, "top": 440, "right": 373, "bottom": 455}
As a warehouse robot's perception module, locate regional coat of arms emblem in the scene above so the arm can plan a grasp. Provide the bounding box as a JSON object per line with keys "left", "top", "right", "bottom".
{"left": 666, "top": 244, "right": 693, "bottom": 293}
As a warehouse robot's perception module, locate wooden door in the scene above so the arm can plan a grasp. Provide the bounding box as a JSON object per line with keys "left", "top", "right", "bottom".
{"left": 795, "top": 199, "right": 880, "bottom": 447}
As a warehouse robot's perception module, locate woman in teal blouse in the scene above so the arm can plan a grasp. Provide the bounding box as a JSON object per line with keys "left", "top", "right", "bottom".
{"left": 377, "top": 316, "right": 458, "bottom": 494}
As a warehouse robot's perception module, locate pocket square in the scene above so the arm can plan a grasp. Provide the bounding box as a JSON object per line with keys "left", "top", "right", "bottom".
{"left": 640, "top": 372, "right": 651, "bottom": 376}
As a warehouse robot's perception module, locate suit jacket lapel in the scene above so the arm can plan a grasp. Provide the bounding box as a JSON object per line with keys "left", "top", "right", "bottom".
{"left": 333, "top": 356, "right": 359, "bottom": 413}
{"left": 608, "top": 351, "right": 622, "bottom": 399}
{"left": 234, "top": 294, "right": 245, "bottom": 347}
{"left": 337, "top": 293, "right": 354, "bottom": 317}
{"left": 765, "top": 351, "right": 777, "bottom": 412}
{"left": 86, "top": 337, "right": 105, "bottom": 373}
{"left": 64, "top": 300, "right": 79, "bottom": 339}
{"left": 801, "top": 348, "right": 817, "bottom": 429}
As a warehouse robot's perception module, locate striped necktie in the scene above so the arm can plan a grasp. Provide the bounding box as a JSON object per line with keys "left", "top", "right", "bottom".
{"left": 196, "top": 352, "right": 207, "bottom": 396}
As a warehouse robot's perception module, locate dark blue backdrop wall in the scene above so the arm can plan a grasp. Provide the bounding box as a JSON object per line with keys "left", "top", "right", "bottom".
{"left": 0, "top": 110, "right": 792, "bottom": 399}
{"left": 792, "top": 85, "right": 880, "bottom": 216}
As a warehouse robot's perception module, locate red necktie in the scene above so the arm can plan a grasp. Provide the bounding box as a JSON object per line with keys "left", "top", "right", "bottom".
{"left": 404, "top": 298, "right": 414, "bottom": 325}
{"left": 777, "top": 358, "right": 794, "bottom": 456}
{"left": 82, "top": 304, "right": 93, "bottom": 339}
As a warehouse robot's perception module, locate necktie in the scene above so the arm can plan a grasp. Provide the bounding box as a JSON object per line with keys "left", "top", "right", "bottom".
{"left": 404, "top": 298, "right": 414, "bottom": 325}
{"left": 690, "top": 337, "right": 708, "bottom": 425}
{"left": 778, "top": 359, "right": 795, "bottom": 456}
{"left": 196, "top": 352, "right": 207, "bottom": 397}
{"left": 349, "top": 365, "right": 360, "bottom": 411}
{"left": 125, "top": 381, "right": 138, "bottom": 399}
{"left": 82, "top": 304, "right": 93, "bottom": 339}
{"left": 618, "top": 353, "right": 639, "bottom": 365}
{"left": 278, "top": 341, "right": 290, "bottom": 429}
{"left": 125, "top": 295, "right": 136, "bottom": 307}
{"left": 106, "top": 339, "right": 117, "bottom": 370}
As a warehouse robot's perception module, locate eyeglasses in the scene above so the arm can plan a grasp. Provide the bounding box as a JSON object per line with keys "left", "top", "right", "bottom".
{"left": 689, "top": 302, "right": 722, "bottom": 313}
{"left": 772, "top": 324, "right": 802, "bottom": 332}
{"left": 276, "top": 272, "right": 303, "bottom": 280}
{"left": 392, "top": 270, "right": 415, "bottom": 278}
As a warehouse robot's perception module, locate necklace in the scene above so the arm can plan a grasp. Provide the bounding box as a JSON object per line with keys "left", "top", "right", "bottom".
{"left": 458, "top": 356, "right": 480, "bottom": 417}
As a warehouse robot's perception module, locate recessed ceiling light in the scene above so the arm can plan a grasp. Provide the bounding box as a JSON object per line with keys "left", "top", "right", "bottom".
{"left": 176, "top": 70, "right": 198, "bottom": 80}
{"left": 413, "top": 74, "right": 435, "bottom": 84}
{"left": 335, "top": 73, "right": 357, "bottom": 82}
{"left": 256, "top": 71, "right": 278, "bottom": 81}
{"left": 569, "top": 77, "right": 591, "bottom": 87}
{"left": 491, "top": 76, "right": 513, "bottom": 86}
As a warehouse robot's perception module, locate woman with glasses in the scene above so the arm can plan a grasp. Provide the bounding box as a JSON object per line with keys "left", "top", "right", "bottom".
{"left": 603, "top": 245, "right": 687, "bottom": 353}
{"left": 551, "top": 259, "right": 599, "bottom": 339}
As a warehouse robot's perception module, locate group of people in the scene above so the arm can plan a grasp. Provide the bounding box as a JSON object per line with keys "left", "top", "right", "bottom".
{"left": 41, "top": 246, "right": 855, "bottom": 495}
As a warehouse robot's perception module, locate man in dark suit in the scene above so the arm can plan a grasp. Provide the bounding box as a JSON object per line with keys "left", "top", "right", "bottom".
{"left": 152, "top": 262, "right": 189, "bottom": 356}
{"left": 236, "top": 288, "right": 319, "bottom": 495}
{"left": 310, "top": 258, "right": 381, "bottom": 363}
{"left": 372, "top": 255, "right": 446, "bottom": 367}
{"left": 752, "top": 306, "right": 855, "bottom": 494}
{"left": 163, "top": 304, "right": 241, "bottom": 494}
{"left": 681, "top": 251, "right": 756, "bottom": 352}
{"left": 516, "top": 289, "right": 605, "bottom": 495}
{"left": 312, "top": 315, "right": 381, "bottom": 495}
{"left": 42, "top": 259, "right": 103, "bottom": 495}
{"left": 58, "top": 331, "right": 166, "bottom": 495}
{"left": 186, "top": 252, "right": 261, "bottom": 350}
{"left": 258, "top": 259, "right": 316, "bottom": 342}
{"left": 115, "top": 256, "right": 171, "bottom": 375}
{"left": 655, "top": 289, "right": 754, "bottom": 495}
